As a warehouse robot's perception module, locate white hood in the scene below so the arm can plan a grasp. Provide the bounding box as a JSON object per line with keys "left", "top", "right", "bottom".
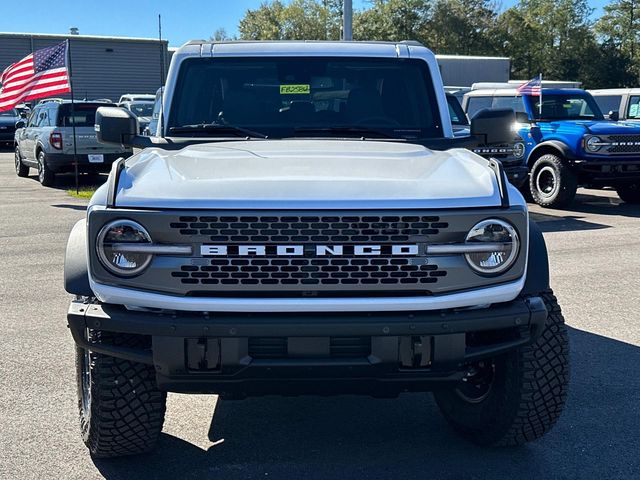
{"left": 114, "top": 140, "right": 501, "bottom": 209}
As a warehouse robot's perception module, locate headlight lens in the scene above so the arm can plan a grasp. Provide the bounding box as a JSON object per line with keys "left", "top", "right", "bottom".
{"left": 97, "top": 220, "right": 153, "bottom": 276}
{"left": 465, "top": 219, "right": 519, "bottom": 275}
{"left": 513, "top": 142, "right": 525, "bottom": 158}
{"left": 585, "top": 136, "right": 602, "bottom": 152}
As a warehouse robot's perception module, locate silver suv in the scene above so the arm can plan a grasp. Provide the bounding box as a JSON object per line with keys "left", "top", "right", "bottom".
{"left": 66, "top": 41, "right": 569, "bottom": 458}
{"left": 14, "top": 100, "right": 132, "bottom": 186}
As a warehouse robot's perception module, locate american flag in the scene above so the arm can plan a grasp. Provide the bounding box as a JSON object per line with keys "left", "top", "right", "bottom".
{"left": 517, "top": 75, "right": 542, "bottom": 96}
{"left": 0, "top": 41, "right": 71, "bottom": 112}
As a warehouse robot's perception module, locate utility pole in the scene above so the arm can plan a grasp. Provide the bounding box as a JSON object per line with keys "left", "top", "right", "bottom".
{"left": 343, "top": 0, "right": 353, "bottom": 41}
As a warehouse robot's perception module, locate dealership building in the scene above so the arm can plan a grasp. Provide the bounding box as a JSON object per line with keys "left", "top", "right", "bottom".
{"left": 0, "top": 32, "right": 508, "bottom": 103}
{"left": 0, "top": 32, "right": 169, "bottom": 102}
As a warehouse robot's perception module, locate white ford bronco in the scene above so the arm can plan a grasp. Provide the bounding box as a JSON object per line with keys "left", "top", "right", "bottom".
{"left": 65, "top": 41, "right": 569, "bottom": 457}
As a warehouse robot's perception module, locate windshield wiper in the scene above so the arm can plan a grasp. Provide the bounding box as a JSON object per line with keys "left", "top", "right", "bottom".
{"left": 293, "top": 126, "right": 404, "bottom": 140}
{"left": 169, "top": 123, "right": 268, "bottom": 139}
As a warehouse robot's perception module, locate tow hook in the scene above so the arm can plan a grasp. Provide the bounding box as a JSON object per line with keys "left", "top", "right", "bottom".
{"left": 399, "top": 335, "right": 432, "bottom": 368}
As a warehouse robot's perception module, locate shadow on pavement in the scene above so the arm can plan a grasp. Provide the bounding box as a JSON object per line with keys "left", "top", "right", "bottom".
{"left": 92, "top": 326, "right": 640, "bottom": 480}
{"left": 531, "top": 212, "right": 610, "bottom": 233}
{"left": 50, "top": 204, "right": 88, "bottom": 211}
{"left": 530, "top": 190, "right": 640, "bottom": 233}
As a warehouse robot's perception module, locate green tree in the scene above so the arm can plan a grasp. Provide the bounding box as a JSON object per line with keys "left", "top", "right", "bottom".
{"left": 210, "top": 28, "right": 233, "bottom": 41}
{"left": 238, "top": 0, "right": 342, "bottom": 40}
{"left": 428, "top": 0, "right": 499, "bottom": 55}
{"left": 353, "top": 0, "right": 431, "bottom": 44}
{"left": 493, "top": 0, "right": 600, "bottom": 85}
{"left": 596, "top": 0, "right": 640, "bottom": 81}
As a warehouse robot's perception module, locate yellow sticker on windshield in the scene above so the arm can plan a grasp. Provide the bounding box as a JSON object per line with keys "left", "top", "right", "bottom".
{"left": 280, "top": 84, "right": 310, "bottom": 95}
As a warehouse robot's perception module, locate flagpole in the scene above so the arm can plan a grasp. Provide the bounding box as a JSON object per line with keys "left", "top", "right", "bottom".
{"left": 66, "top": 39, "right": 79, "bottom": 194}
{"left": 539, "top": 73, "right": 543, "bottom": 117}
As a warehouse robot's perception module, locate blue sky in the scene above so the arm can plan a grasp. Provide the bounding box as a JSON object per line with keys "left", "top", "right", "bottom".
{"left": 0, "top": 0, "right": 609, "bottom": 47}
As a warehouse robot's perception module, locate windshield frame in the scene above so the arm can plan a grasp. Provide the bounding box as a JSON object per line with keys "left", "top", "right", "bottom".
{"left": 166, "top": 56, "right": 444, "bottom": 141}
{"left": 525, "top": 92, "right": 605, "bottom": 121}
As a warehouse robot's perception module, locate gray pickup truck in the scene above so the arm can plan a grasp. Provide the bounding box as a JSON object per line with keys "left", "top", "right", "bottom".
{"left": 65, "top": 40, "right": 569, "bottom": 458}
{"left": 14, "top": 100, "right": 132, "bottom": 186}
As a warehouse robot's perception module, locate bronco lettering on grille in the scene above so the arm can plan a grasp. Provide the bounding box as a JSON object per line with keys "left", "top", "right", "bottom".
{"left": 200, "top": 244, "right": 421, "bottom": 257}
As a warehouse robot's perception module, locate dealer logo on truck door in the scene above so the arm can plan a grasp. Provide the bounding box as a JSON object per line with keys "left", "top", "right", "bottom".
{"left": 200, "top": 244, "right": 421, "bottom": 257}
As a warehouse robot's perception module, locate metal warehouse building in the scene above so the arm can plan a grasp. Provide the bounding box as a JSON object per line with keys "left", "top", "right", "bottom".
{"left": 0, "top": 32, "right": 168, "bottom": 102}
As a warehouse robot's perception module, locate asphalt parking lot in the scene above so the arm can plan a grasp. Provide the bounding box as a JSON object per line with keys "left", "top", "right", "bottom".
{"left": 1, "top": 148, "right": 639, "bottom": 480}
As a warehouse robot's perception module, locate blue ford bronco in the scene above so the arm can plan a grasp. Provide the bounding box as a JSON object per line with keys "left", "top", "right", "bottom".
{"left": 464, "top": 88, "right": 640, "bottom": 208}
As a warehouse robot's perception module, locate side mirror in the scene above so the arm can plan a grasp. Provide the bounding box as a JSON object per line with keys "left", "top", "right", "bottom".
{"left": 608, "top": 110, "right": 619, "bottom": 121}
{"left": 470, "top": 108, "right": 516, "bottom": 145}
{"left": 95, "top": 106, "right": 152, "bottom": 148}
{"left": 15, "top": 120, "right": 26, "bottom": 129}
{"left": 515, "top": 111, "right": 530, "bottom": 124}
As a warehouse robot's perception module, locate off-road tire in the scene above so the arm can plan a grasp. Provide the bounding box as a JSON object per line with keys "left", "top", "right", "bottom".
{"left": 433, "top": 289, "right": 569, "bottom": 446}
{"left": 15, "top": 147, "right": 29, "bottom": 177}
{"left": 76, "top": 330, "right": 166, "bottom": 458}
{"left": 37, "top": 150, "right": 55, "bottom": 186}
{"left": 616, "top": 184, "right": 640, "bottom": 204}
{"left": 529, "top": 154, "right": 577, "bottom": 208}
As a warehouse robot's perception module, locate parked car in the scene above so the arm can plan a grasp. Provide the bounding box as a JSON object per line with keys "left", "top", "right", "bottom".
{"left": 143, "top": 87, "right": 163, "bottom": 136}
{"left": 65, "top": 39, "right": 569, "bottom": 457}
{"left": 14, "top": 100, "right": 132, "bottom": 186}
{"left": 463, "top": 88, "right": 640, "bottom": 207}
{"left": 447, "top": 93, "right": 528, "bottom": 187}
{"left": 14, "top": 103, "right": 31, "bottom": 118}
{"left": 36, "top": 97, "right": 64, "bottom": 105}
{"left": 589, "top": 88, "right": 640, "bottom": 121}
{"left": 120, "top": 100, "right": 154, "bottom": 134}
{"left": 0, "top": 108, "right": 21, "bottom": 147}
{"left": 118, "top": 93, "right": 155, "bottom": 103}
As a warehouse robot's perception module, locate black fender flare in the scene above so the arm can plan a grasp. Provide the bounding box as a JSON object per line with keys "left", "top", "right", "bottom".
{"left": 521, "top": 219, "right": 550, "bottom": 296}
{"left": 64, "top": 219, "right": 94, "bottom": 296}
{"left": 528, "top": 140, "right": 574, "bottom": 166}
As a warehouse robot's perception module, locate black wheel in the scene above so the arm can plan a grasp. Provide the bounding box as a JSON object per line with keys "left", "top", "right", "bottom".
{"left": 529, "top": 154, "right": 577, "bottom": 208}
{"left": 434, "top": 289, "right": 570, "bottom": 446}
{"left": 76, "top": 330, "right": 166, "bottom": 458}
{"left": 37, "top": 150, "right": 55, "bottom": 186}
{"left": 15, "top": 147, "right": 29, "bottom": 177}
{"left": 616, "top": 184, "right": 640, "bottom": 204}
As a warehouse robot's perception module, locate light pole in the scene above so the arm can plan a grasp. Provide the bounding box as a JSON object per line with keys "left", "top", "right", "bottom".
{"left": 343, "top": 0, "right": 353, "bottom": 41}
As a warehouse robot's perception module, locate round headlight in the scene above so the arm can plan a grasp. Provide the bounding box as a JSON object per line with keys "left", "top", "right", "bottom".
{"left": 97, "top": 220, "right": 153, "bottom": 276}
{"left": 465, "top": 219, "right": 519, "bottom": 275}
{"left": 586, "top": 136, "right": 602, "bottom": 152}
{"left": 513, "top": 142, "right": 525, "bottom": 158}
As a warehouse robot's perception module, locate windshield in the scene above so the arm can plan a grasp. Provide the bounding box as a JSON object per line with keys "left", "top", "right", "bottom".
{"left": 57, "top": 103, "right": 101, "bottom": 127}
{"left": 0, "top": 108, "right": 18, "bottom": 117}
{"left": 167, "top": 57, "right": 443, "bottom": 139}
{"left": 128, "top": 103, "right": 153, "bottom": 116}
{"left": 526, "top": 93, "right": 604, "bottom": 120}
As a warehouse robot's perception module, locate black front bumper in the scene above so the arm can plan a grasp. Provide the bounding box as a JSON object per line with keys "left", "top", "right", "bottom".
{"left": 68, "top": 296, "right": 547, "bottom": 397}
{"left": 572, "top": 159, "right": 640, "bottom": 183}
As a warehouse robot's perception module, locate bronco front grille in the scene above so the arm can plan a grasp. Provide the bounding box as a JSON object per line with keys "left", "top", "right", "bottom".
{"left": 171, "top": 257, "right": 446, "bottom": 287}
{"left": 169, "top": 215, "right": 448, "bottom": 243}
{"left": 605, "top": 135, "right": 640, "bottom": 154}
{"left": 88, "top": 208, "right": 529, "bottom": 296}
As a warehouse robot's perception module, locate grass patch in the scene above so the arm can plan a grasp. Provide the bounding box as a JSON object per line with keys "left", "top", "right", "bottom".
{"left": 67, "top": 187, "right": 98, "bottom": 199}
